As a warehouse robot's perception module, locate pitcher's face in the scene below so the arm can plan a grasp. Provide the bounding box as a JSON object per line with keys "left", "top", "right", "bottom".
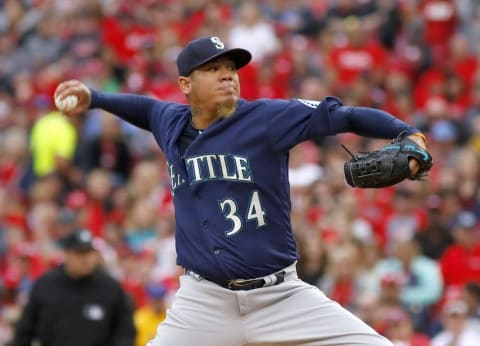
{"left": 179, "top": 56, "right": 240, "bottom": 118}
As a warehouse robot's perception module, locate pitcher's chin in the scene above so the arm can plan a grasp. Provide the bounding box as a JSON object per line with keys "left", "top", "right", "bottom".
{"left": 216, "top": 101, "right": 238, "bottom": 119}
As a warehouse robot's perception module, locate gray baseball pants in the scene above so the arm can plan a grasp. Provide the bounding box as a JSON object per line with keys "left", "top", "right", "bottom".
{"left": 148, "top": 262, "right": 393, "bottom": 346}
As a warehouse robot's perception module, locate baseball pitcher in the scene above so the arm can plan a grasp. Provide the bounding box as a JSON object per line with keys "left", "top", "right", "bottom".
{"left": 54, "top": 36, "right": 432, "bottom": 346}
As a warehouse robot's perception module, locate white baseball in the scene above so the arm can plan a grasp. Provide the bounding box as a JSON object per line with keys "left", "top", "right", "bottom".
{"left": 55, "top": 95, "right": 78, "bottom": 112}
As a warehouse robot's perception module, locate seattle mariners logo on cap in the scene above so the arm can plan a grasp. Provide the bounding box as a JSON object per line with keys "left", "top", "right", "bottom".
{"left": 176, "top": 36, "right": 252, "bottom": 77}
{"left": 210, "top": 36, "right": 225, "bottom": 50}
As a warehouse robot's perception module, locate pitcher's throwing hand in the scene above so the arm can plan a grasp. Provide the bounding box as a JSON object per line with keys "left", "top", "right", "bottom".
{"left": 54, "top": 80, "right": 91, "bottom": 117}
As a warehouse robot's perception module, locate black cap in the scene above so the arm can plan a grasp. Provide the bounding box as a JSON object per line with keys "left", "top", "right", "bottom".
{"left": 176, "top": 36, "right": 251, "bottom": 77}
{"left": 61, "top": 229, "right": 96, "bottom": 251}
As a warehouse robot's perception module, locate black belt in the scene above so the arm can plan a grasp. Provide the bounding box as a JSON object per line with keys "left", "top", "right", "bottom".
{"left": 185, "top": 270, "right": 285, "bottom": 291}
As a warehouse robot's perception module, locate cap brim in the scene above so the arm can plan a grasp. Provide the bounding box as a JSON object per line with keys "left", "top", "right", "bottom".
{"left": 189, "top": 48, "right": 252, "bottom": 75}
{"left": 61, "top": 239, "right": 96, "bottom": 252}
{"left": 66, "top": 245, "right": 95, "bottom": 252}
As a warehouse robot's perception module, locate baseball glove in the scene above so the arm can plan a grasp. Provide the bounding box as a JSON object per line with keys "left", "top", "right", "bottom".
{"left": 343, "top": 133, "right": 433, "bottom": 188}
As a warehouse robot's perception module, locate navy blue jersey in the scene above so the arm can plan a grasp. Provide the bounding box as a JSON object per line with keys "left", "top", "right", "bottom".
{"left": 90, "top": 92, "right": 419, "bottom": 281}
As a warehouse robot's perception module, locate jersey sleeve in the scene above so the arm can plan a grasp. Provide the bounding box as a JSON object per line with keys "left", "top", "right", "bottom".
{"left": 316, "top": 97, "right": 419, "bottom": 139}
{"left": 89, "top": 89, "right": 177, "bottom": 132}
{"left": 266, "top": 97, "right": 419, "bottom": 152}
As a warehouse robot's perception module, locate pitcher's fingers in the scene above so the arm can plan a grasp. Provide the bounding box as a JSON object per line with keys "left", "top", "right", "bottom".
{"left": 407, "top": 134, "right": 427, "bottom": 150}
{"left": 54, "top": 80, "right": 82, "bottom": 99}
{"left": 408, "top": 158, "right": 420, "bottom": 175}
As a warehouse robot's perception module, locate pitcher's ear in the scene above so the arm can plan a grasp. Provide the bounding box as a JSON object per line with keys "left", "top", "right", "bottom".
{"left": 178, "top": 76, "right": 191, "bottom": 95}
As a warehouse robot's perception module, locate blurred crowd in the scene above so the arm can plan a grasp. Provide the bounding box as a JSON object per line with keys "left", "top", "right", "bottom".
{"left": 1, "top": 0, "right": 480, "bottom": 345}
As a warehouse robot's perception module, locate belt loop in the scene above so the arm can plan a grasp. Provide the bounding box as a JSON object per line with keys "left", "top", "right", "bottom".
{"left": 186, "top": 270, "right": 203, "bottom": 281}
{"left": 262, "top": 274, "right": 278, "bottom": 287}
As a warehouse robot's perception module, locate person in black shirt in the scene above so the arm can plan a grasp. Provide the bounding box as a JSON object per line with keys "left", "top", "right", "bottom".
{"left": 12, "top": 229, "right": 135, "bottom": 346}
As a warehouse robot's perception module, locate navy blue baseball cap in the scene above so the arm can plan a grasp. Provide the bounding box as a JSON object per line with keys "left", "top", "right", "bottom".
{"left": 177, "top": 36, "right": 252, "bottom": 77}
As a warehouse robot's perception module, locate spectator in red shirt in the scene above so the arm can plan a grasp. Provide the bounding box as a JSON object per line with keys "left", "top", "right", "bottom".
{"left": 420, "top": 0, "right": 457, "bottom": 58}
{"left": 62, "top": 170, "right": 116, "bottom": 239}
{"left": 440, "top": 211, "right": 480, "bottom": 291}
{"left": 0, "top": 127, "right": 29, "bottom": 202}
{"left": 101, "top": 3, "right": 155, "bottom": 69}
{"left": 319, "top": 243, "right": 364, "bottom": 309}
{"left": 83, "top": 169, "right": 116, "bottom": 238}
{"left": 327, "top": 16, "right": 387, "bottom": 89}
{"left": 445, "top": 34, "right": 478, "bottom": 90}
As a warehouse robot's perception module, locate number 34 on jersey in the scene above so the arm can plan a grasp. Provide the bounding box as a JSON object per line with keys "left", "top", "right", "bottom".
{"left": 167, "top": 154, "right": 268, "bottom": 237}
{"left": 219, "top": 191, "right": 267, "bottom": 236}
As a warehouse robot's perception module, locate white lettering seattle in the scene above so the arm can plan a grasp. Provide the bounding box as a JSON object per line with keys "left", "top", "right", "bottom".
{"left": 185, "top": 154, "right": 253, "bottom": 184}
